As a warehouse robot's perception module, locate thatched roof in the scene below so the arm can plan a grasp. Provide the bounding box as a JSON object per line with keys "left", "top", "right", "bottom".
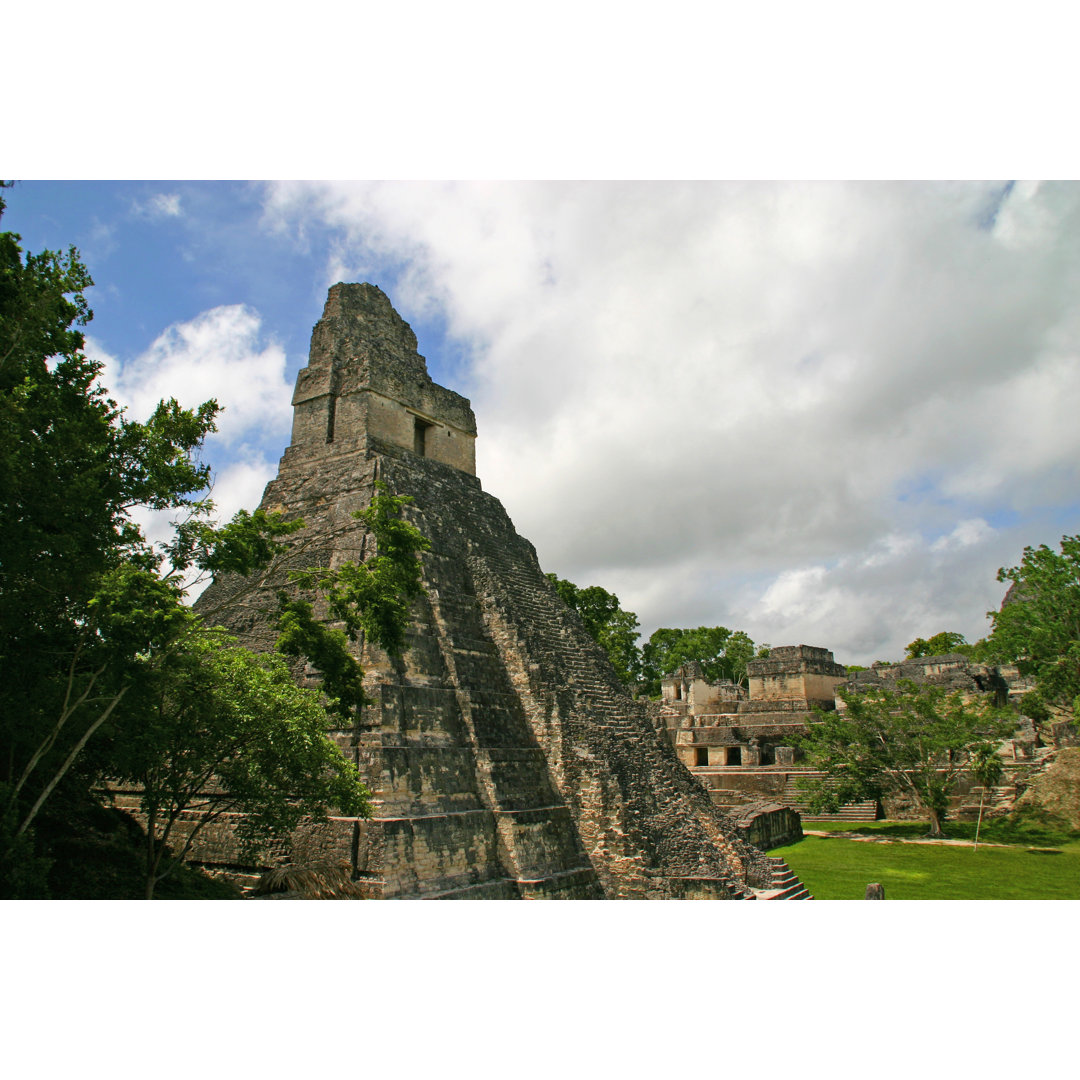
{"left": 251, "top": 860, "right": 366, "bottom": 900}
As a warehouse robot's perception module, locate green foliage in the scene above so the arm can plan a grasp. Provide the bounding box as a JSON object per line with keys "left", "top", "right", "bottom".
{"left": 290, "top": 485, "right": 430, "bottom": 657}
{"left": 112, "top": 636, "right": 371, "bottom": 898}
{"left": 639, "top": 626, "right": 764, "bottom": 697}
{"left": 275, "top": 598, "right": 369, "bottom": 721}
{"left": 278, "top": 484, "right": 430, "bottom": 719}
{"left": 0, "top": 191, "right": 413, "bottom": 896}
{"left": 905, "top": 631, "right": 970, "bottom": 658}
{"left": 167, "top": 507, "right": 305, "bottom": 579}
{"left": 969, "top": 742, "right": 1005, "bottom": 790}
{"left": 0, "top": 199, "right": 235, "bottom": 882}
{"left": 1019, "top": 689, "right": 1051, "bottom": 725}
{"left": 796, "top": 681, "right": 1015, "bottom": 837}
{"left": 986, "top": 535, "right": 1080, "bottom": 710}
{"left": 546, "top": 574, "right": 642, "bottom": 686}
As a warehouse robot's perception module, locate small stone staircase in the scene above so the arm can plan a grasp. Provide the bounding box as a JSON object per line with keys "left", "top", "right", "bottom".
{"left": 780, "top": 774, "right": 878, "bottom": 822}
{"left": 750, "top": 856, "right": 813, "bottom": 900}
{"left": 955, "top": 784, "right": 1017, "bottom": 818}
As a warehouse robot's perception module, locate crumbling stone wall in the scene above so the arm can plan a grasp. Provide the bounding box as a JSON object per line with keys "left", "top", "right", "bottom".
{"left": 843, "top": 654, "right": 1010, "bottom": 703}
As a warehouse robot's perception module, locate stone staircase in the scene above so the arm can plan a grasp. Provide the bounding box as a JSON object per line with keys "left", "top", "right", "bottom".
{"left": 780, "top": 773, "right": 878, "bottom": 822}
{"left": 750, "top": 856, "right": 813, "bottom": 900}
{"left": 462, "top": 527, "right": 773, "bottom": 899}
{"left": 955, "top": 783, "right": 1017, "bottom": 818}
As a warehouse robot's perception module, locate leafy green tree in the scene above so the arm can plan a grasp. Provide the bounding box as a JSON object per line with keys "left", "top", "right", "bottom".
{"left": 905, "top": 631, "right": 970, "bottom": 658}
{"left": 546, "top": 574, "right": 642, "bottom": 686}
{"left": 796, "top": 680, "right": 1014, "bottom": 837}
{"left": 0, "top": 189, "right": 424, "bottom": 896}
{"left": 0, "top": 191, "right": 237, "bottom": 881}
{"left": 114, "top": 635, "right": 371, "bottom": 899}
{"left": 986, "top": 535, "right": 1080, "bottom": 711}
{"left": 639, "top": 626, "right": 764, "bottom": 697}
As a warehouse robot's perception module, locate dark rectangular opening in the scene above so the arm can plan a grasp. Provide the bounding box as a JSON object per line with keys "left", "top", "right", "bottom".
{"left": 726, "top": 746, "right": 742, "bottom": 766}
{"left": 694, "top": 747, "right": 709, "bottom": 766}
{"left": 414, "top": 417, "right": 432, "bottom": 456}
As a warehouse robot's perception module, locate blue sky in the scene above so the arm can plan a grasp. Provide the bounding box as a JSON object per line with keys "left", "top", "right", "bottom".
{"left": 7, "top": 179, "right": 1080, "bottom": 666}
{"left": 6, "top": 180, "right": 464, "bottom": 382}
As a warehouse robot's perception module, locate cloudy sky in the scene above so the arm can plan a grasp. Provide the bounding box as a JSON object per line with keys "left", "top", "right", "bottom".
{"left": 7, "top": 180, "right": 1079, "bottom": 664}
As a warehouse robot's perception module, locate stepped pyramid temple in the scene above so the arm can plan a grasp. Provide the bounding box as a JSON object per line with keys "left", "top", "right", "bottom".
{"left": 192, "top": 283, "right": 809, "bottom": 899}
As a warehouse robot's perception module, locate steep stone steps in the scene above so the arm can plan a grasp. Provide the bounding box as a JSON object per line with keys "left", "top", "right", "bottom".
{"left": 750, "top": 856, "right": 813, "bottom": 900}
{"left": 461, "top": 540, "right": 780, "bottom": 898}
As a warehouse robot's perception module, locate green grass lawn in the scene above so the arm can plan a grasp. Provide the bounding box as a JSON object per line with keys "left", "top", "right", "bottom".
{"left": 773, "top": 820, "right": 1080, "bottom": 900}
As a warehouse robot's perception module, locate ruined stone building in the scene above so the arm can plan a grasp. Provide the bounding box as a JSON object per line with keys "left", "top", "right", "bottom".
{"left": 662, "top": 644, "right": 1052, "bottom": 823}
{"left": 658, "top": 645, "right": 874, "bottom": 823}
{"left": 662, "top": 646, "right": 846, "bottom": 770}
{"left": 844, "top": 653, "right": 1010, "bottom": 704}
{"left": 191, "top": 283, "right": 809, "bottom": 899}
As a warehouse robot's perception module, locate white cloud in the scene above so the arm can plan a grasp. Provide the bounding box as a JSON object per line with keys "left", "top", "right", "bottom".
{"left": 930, "top": 519, "right": 995, "bottom": 553}
{"left": 261, "top": 180, "right": 1080, "bottom": 663}
{"left": 86, "top": 305, "right": 292, "bottom": 564}
{"left": 90, "top": 305, "right": 291, "bottom": 449}
{"left": 132, "top": 192, "right": 183, "bottom": 219}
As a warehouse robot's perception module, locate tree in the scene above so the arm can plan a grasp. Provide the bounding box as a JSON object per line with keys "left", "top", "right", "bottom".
{"left": 639, "top": 626, "right": 765, "bottom": 697}
{"left": 986, "top": 535, "right": 1080, "bottom": 711}
{"left": 108, "top": 484, "right": 427, "bottom": 898}
{"left": 796, "top": 680, "right": 1014, "bottom": 837}
{"left": 0, "top": 189, "right": 424, "bottom": 896}
{"left": 905, "top": 631, "right": 970, "bottom": 658}
{"left": 0, "top": 191, "right": 236, "bottom": 885}
{"left": 546, "top": 574, "right": 642, "bottom": 686}
{"left": 113, "top": 635, "right": 371, "bottom": 899}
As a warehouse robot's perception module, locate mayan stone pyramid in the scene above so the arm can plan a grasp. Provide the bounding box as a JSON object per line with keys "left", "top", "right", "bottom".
{"left": 196, "top": 283, "right": 778, "bottom": 899}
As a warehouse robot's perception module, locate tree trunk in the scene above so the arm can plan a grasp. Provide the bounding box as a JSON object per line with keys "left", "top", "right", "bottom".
{"left": 925, "top": 806, "right": 945, "bottom": 838}
{"left": 145, "top": 807, "right": 158, "bottom": 901}
{"left": 973, "top": 790, "right": 986, "bottom": 853}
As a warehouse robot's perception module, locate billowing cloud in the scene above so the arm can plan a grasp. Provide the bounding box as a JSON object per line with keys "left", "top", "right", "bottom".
{"left": 92, "top": 304, "right": 291, "bottom": 449}
{"left": 261, "top": 181, "right": 1080, "bottom": 663}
